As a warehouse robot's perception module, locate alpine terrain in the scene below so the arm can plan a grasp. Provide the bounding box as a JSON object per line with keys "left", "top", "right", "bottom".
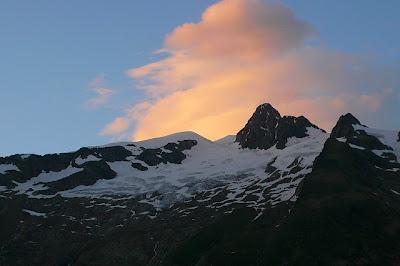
{"left": 1, "top": 103, "right": 399, "bottom": 265}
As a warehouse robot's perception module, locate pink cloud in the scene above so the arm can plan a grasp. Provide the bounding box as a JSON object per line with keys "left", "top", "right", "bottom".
{"left": 164, "top": 0, "right": 312, "bottom": 60}
{"left": 102, "top": 0, "right": 397, "bottom": 141}
{"left": 86, "top": 74, "right": 115, "bottom": 109}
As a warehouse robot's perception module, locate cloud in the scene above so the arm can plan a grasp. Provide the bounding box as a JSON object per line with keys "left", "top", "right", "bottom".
{"left": 85, "top": 74, "right": 115, "bottom": 109}
{"left": 102, "top": 0, "right": 399, "bottom": 141}
{"left": 164, "top": 0, "right": 312, "bottom": 60}
{"left": 100, "top": 117, "right": 129, "bottom": 136}
{"left": 100, "top": 101, "right": 151, "bottom": 136}
{"left": 357, "top": 87, "right": 394, "bottom": 111}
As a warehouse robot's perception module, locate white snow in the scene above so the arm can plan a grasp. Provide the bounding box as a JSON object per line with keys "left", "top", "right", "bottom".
{"left": 349, "top": 143, "right": 366, "bottom": 150}
{"left": 214, "top": 135, "right": 235, "bottom": 145}
{"left": 286, "top": 127, "right": 324, "bottom": 147}
{"left": 0, "top": 163, "right": 19, "bottom": 174}
{"left": 75, "top": 155, "right": 101, "bottom": 165}
{"left": 262, "top": 128, "right": 328, "bottom": 205}
{"left": 336, "top": 137, "right": 347, "bottom": 143}
{"left": 99, "top": 131, "right": 210, "bottom": 150}
{"left": 353, "top": 124, "right": 399, "bottom": 161}
{"left": 391, "top": 189, "right": 400, "bottom": 196}
{"left": 135, "top": 131, "right": 211, "bottom": 149}
{"left": 22, "top": 209, "right": 47, "bottom": 218}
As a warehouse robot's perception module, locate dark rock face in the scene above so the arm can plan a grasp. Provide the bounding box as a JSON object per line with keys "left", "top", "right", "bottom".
{"left": 235, "top": 103, "right": 281, "bottom": 150}
{"left": 330, "top": 113, "right": 361, "bottom": 139}
{"left": 236, "top": 103, "right": 323, "bottom": 150}
{"left": 398, "top": 131, "right": 400, "bottom": 142}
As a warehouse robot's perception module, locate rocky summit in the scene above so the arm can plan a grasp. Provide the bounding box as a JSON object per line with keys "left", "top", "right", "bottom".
{"left": 236, "top": 103, "right": 324, "bottom": 150}
{"left": 1, "top": 103, "right": 400, "bottom": 265}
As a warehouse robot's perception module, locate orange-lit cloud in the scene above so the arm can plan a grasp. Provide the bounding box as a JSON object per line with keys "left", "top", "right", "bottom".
{"left": 100, "top": 117, "right": 129, "bottom": 136}
{"left": 102, "top": 0, "right": 397, "bottom": 141}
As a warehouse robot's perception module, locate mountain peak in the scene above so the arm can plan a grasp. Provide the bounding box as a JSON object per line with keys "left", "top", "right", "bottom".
{"left": 341, "top": 113, "right": 361, "bottom": 125}
{"left": 256, "top": 102, "right": 280, "bottom": 113}
{"left": 330, "top": 113, "right": 394, "bottom": 151}
{"left": 330, "top": 113, "right": 362, "bottom": 139}
{"left": 235, "top": 103, "right": 281, "bottom": 149}
{"left": 236, "top": 103, "right": 324, "bottom": 150}
{"left": 253, "top": 102, "right": 281, "bottom": 120}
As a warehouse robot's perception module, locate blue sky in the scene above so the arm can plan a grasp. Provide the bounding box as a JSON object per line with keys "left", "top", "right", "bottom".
{"left": 1, "top": 0, "right": 399, "bottom": 155}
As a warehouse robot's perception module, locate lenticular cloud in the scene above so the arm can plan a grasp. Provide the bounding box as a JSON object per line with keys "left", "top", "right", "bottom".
{"left": 102, "top": 0, "right": 397, "bottom": 141}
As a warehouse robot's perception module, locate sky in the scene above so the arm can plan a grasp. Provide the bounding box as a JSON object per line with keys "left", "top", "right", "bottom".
{"left": 1, "top": 0, "right": 399, "bottom": 156}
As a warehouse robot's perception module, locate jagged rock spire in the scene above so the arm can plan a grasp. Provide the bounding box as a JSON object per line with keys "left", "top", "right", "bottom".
{"left": 235, "top": 103, "right": 281, "bottom": 150}
{"left": 330, "top": 113, "right": 361, "bottom": 139}
{"left": 235, "top": 103, "right": 324, "bottom": 150}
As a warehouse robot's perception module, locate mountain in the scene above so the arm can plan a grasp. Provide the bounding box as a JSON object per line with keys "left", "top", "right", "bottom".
{"left": 0, "top": 104, "right": 399, "bottom": 265}
{"left": 236, "top": 103, "right": 325, "bottom": 150}
{"left": 260, "top": 113, "right": 400, "bottom": 265}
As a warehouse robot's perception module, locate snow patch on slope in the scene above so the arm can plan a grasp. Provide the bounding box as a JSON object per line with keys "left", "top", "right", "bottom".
{"left": 0, "top": 164, "right": 19, "bottom": 174}
{"left": 14, "top": 165, "right": 84, "bottom": 198}
{"left": 264, "top": 129, "right": 328, "bottom": 205}
{"left": 23, "top": 209, "right": 47, "bottom": 218}
{"left": 75, "top": 155, "right": 101, "bottom": 165}
{"left": 354, "top": 124, "right": 399, "bottom": 161}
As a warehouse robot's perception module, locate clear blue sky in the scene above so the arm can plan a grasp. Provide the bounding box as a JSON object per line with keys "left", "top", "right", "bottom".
{"left": 1, "top": 0, "right": 399, "bottom": 155}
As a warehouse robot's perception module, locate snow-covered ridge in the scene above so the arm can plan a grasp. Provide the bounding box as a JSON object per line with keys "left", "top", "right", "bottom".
{"left": 60, "top": 128, "right": 328, "bottom": 209}
{"left": 135, "top": 131, "right": 211, "bottom": 148}
{"left": 98, "top": 131, "right": 210, "bottom": 149}
{"left": 2, "top": 128, "right": 328, "bottom": 214}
